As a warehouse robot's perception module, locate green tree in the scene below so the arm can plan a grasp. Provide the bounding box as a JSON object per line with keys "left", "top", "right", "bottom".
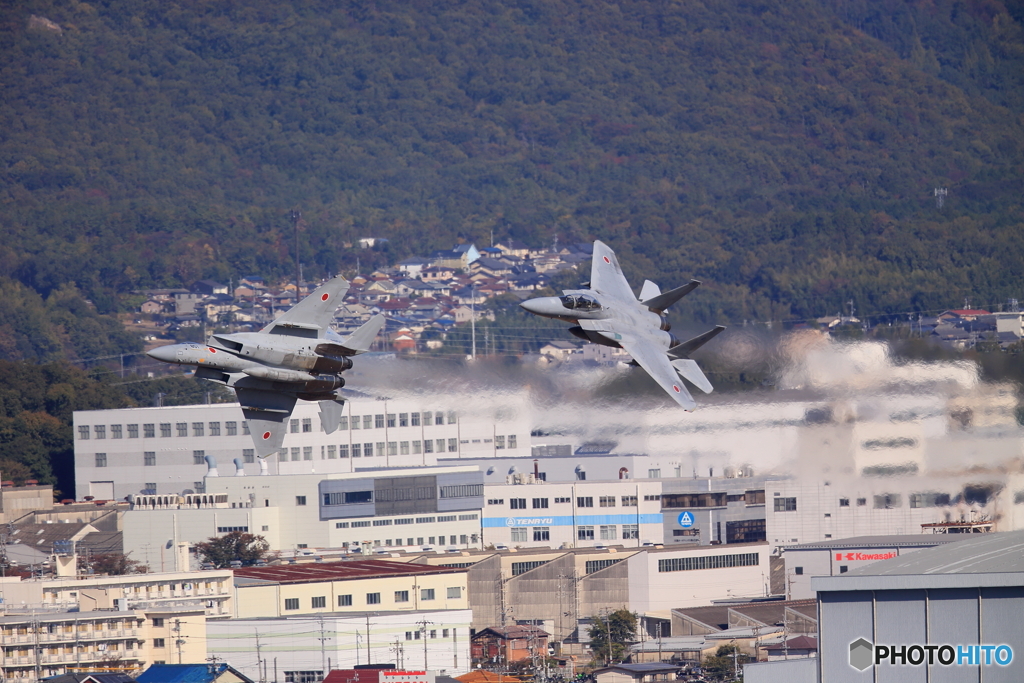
{"left": 195, "top": 531, "right": 271, "bottom": 568}
{"left": 588, "top": 609, "right": 637, "bottom": 665}
{"left": 702, "top": 644, "right": 749, "bottom": 682}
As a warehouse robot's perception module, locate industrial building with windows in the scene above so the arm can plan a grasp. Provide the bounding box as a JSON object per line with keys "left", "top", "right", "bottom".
{"left": 73, "top": 395, "right": 528, "bottom": 500}
{"left": 122, "top": 465, "right": 487, "bottom": 568}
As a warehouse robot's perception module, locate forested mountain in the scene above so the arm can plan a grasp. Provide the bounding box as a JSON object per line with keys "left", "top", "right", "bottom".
{"left": 2, "top": 0, "right": 1023, "bottom": 359}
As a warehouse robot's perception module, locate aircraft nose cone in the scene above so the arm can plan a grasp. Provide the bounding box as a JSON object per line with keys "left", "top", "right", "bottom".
{"left": 147, "top": 345, "right": 179, "bottom": 363}
{"left": 520, "top": 298, "right": 555, "bottom": 316}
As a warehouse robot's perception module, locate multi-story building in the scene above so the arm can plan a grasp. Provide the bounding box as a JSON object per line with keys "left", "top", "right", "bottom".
{"left": 480, "top": 479, "right": 664, "bottom": 549}
{"left": 122, "top": 466, "right": 485, "bottom": 567}
{"left": 73, "top": 395, "right": 529, "bottom": 501}
{"left": 230, "top": 560, "right": 470, "bottom": 618}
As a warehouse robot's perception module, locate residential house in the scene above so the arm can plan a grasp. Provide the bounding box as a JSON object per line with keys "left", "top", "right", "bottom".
{"left": 192, "top": 280, "right": 228, "bottom": 296}
{"left": 470, "top": 625, "right": 549, "bottom": 663}
{"left": 136, "top": 664, "right": 254, "bottom": 683}
{"left": 421, "top": 266, "right": 457, "bottom": 282}
{"left": 396, "top": 257, "right": 431, "bottom": 277}
{"left": 364, "top": 280, "right": 398, "bottom": 303}
{"left": 494, "top": 240, "right": 530, "bottom": 258}
{"left": 592, "top": 663, "right": 681, "bottom": 683}
{"left": 937, "top": 309, "right": 991, "bottom": 322}
{"left": 140, "top": 300, "right": 164, "bottom": 315}
{"left": 539, "top": 340, "right": 580, "bottom": 362}
{"left": 392, "top": 328, "right": 417, "bottom": 353}
{"left": 452, "top": 306, "right": 495, "bottom": 324}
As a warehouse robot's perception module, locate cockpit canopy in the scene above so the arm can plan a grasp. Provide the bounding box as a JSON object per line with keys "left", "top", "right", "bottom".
{"left": 560, "top": 294, "right": 601, "bottom": 310}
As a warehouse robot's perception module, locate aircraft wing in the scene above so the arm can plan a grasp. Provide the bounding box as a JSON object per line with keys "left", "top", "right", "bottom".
{"left": 589, "top": 241, "right": 636, "bottom": 302}
{"left": 261, "top": 275, "right": 349, "bottom": 338}
{"left": 235, "top": 388, "right": 297, "bottom": 458}
{"left": 617, "top": 334, "right": 698, "bottom": 411}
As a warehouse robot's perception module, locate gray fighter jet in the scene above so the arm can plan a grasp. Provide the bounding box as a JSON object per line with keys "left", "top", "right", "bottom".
{"left": 520, "top": 241, "right": 724, "bottom": 410}
{"left": 147, "top": 276, "right": 384, "bottom": 457}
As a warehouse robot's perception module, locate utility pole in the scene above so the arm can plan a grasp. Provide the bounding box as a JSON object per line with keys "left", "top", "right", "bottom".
{"left": 417, "top": 619, "right": 433, "bottom": 670}
{"left": 391, "top": 639, "right": 404, "bottom": 669}
{"left": 317, "top": 615, "right": 329, "bottom": 675}
{"left": 470, "top": 284, "right": 477, "bottom": 359}
{"left": 255, "top": 630, "right": 265, "bottom": 683}
{"left": 291, "top": 210, "right": 302, "bottom": 300}
{"left": 174, "top": 618, "right": 184, "bottom": 663}
{"left": 365, "top": 613, "right": 372, "bottom": 665}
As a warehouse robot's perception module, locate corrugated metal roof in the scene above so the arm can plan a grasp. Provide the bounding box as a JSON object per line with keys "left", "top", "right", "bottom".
{"left": 847, "top": 530, "right": 1024, "bottom": 576}
{"left": 233, "top": 558, "right": 462, "bottom": 585}
{"left": 784, "top": 535, "right": 963, "bottom": 550}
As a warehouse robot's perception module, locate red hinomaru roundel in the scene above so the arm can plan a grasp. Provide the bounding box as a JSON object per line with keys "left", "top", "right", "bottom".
{"left": 321, "top": 293, "right": 330, "bottom": 301}
{"left": 603, "top": 256, "right": 611, "bottom": 263}
{"left": 262, "top": 431, "right": 272, "bottom": 440}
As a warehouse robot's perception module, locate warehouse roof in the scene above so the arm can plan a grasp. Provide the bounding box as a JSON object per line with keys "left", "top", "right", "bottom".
{"left": 813, "top": 530, "right": 1024, "bottom": 592}
{"left": 784, "top": 535, "right": 962, "bottom": 550}
{"left": 233, "top": 559, "right": 463, "bottom": 585}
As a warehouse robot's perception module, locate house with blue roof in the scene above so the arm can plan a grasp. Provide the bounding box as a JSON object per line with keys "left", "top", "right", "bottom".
{"left": 136, "top": 663, "right": 254, "bottom": 683}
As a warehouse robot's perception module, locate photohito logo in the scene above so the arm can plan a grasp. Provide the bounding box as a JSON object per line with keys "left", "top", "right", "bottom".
{"left": 849, "top": 639, "right": 1013, "bottom": 670}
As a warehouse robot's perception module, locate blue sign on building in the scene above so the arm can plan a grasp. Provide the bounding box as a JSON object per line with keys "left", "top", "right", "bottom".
{"left": 677, "top": 511, "right": 696, "bottom": 528}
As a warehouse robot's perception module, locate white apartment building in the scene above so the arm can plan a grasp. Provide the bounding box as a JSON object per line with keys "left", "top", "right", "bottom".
{"left": 122, "top": 466, "right": 486, "bottom": 567}
{"left": 480, "top": 479, "right": 664, "bottom": 549}
{"left": 73, "top": 394, "right": 529, "bottom": 500}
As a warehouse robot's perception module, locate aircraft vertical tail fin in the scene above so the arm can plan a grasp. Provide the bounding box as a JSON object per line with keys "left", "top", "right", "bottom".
{"left": 668, "top": 326, "right": 726, "bottom": 359}
{"left": 642, "top": 280, "right": 701, "bottom": 313}
{"left": 638, "top": 280, "right": 661, "bottom": 302}
{"left": 339, "top": 314, "right": 386, "bottom": 354}
{"left": 671, "top": 358, "right": 714, "bottom": 394}
{"left": 318, "top": 399, "right": 346, "bottom": 434}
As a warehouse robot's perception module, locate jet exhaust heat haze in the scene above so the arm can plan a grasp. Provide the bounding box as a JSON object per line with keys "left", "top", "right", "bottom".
{"left": 519, "top": 240, "right": 723, "bottom": 410}
{"left": 146, "top": 276, "right": 384, "bottom": 457}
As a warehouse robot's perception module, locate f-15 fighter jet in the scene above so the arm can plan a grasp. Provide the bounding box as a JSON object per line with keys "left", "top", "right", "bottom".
{"left": 147, "top": 276, "right": 384, "bottom": 457}
{"left": 519, "top": 241, "right": 724, "bottom": 410}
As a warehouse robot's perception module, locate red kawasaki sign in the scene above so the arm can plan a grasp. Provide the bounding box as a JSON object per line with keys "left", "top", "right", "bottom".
{"left": 836, "top": 551, "right": 898, "bottom": 561}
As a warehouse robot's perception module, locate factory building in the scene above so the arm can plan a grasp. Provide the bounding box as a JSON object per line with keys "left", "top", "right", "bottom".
{"left": 480, "top": 479, "right": 664, "bottom": 548}
{"left": 122, "top": 466, "right": 485, "bottom": 569}
{"left": 812, "top": 530, "right": 1024, "bottom": 683}
{"left": 780, "top": 535, "right": 964, "bottom": 600}
{"left": 73, "top": 395, "right": 529, "bottom": 501}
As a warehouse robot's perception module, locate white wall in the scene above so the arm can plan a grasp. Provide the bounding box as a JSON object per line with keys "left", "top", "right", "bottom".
{"left": 207, "top": 609, "right": 474, "bottom": 678}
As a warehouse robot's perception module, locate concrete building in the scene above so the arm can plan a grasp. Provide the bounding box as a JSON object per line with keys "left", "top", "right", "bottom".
{"left": 73, "top": 396, "right": 529, "bottom": 501}
{"left": 813, "top": 530, "right": 1024, "bottom": 682}
{"left": 407, "top": 543, "right": 771, "bottom": 643}
{"left": 230, "top": 560, "right": 470, "bottom": 619}
{"left": 780, "top": 535, "right": 964, "bottom": 600}
{"left": 0, "top": 483, "right": 55, "bottom": 524}
{"left": 0, "top": 606, "right": 209, "bottom": 683}
{"left": 660, "top": 476, "right": 767, "bottom": 546}
{"left": 481, "top": 479, "right": 664, "bottom": 549}
{"left": 206, "top": 609, "right": 473, "bottom": 680}
{"left": 121, "top": 466, "right": 485, "bottom": 568}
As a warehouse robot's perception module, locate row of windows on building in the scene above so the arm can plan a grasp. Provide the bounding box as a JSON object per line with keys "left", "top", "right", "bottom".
{"left": 657, "top": 552, "right": 760, "bottom": 573}
{"left": 79, "top": 422, "right": 245, "bottom": 440}
{"left": 508, "top": 524, "right": 640, "bottom": 543}
{"left": 662, "top": 491, "right": 766, "bottom": 509}
{"left": 491, "top": 495, "right": 642, "bottom": 509}
{"left": 772, "top": 492, "right": 952, "bottom": 512}
{"left": 322, "top": 485, "right": 481, "bottom": 507}
{"left": 333, "top": 514, "right": 477, "bottom": 527}
{"left": 283, "top": 587, "right": 462, "bottom": 611}
{"left": 78, "top": 411, "right": 468, "bottom": 441}
{"left": 334, "top": 534, "right": 473, "bottom": 549}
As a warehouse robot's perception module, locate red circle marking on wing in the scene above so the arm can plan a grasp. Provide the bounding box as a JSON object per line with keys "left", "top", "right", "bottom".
{"left": 208, "top": 347, "right": 217, "bottom": 353}
{"left": 321, "top": 293, "right": 330, "bottom": 301}
{"left": 603, "top": 256, "right": 611, "bottom": 264}
{"left": 672, "top": 385, "right": 681, "bottom": 393}
{"left": 262, "top": 431, "right": 272, "bottom": 440}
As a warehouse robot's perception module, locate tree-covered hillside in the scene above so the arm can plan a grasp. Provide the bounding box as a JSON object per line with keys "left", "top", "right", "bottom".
{"left": 2, "top": 0, "right": 1023, "bottom": 355}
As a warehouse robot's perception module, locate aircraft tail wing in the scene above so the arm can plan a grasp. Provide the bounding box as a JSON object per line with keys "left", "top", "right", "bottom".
{"left": 638, "top": 280, "right": 661, "bottom": 302}
{"left": 642, "top": 280, "right": 701, "bottom": 313}
{"left": 672, "top": 358, "right": 714, "bottom": 394}
{"left": 590, "top": 241, "right": 636, "bottom": 302}
{"left": 338, "top": 314, "right": 386, "bottom": 354}
{"left": 668, "top": 326, "right": 726, "bottom": 359}
{"left": 260, "top": 275, "right": 349, "bottom": 338}
{"left": 617, "top": 335, "right": 697, "bottom": 411}
{"left": 236, "top": 388, "right": 297, "bottom": 458}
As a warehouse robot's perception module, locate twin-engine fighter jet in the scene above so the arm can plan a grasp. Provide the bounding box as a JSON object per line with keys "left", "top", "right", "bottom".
{"left": 519, "top": 241, "right": 724, "bottom": 410}
{"left": 147, "top": 276, "right": 384, "bottom": 457}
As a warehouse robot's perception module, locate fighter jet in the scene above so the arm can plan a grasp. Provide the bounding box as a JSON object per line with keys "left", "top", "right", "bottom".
{"left": 147, "top": 276, "right": 384, "bottom": 457}
{"left": 519, "top": 241, "right": 724, "bottom": 410}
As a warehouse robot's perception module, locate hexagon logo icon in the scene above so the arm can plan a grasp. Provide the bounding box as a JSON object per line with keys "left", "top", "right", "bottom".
{"left": 849, "top": 638, "right": 874, "bottom": 671}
